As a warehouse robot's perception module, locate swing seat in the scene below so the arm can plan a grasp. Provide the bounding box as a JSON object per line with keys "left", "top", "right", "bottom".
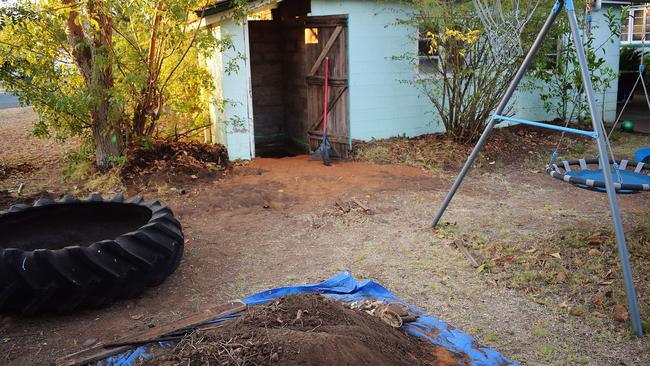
{"left": 634, "top": 146, "right": 650, "bottom": 163}
{"left": 547, "top": 158, "right": 650, "bottom": 193}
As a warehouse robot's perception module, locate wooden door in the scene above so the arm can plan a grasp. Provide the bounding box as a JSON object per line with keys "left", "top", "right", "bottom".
{"left": 305, "top": 15, "right": 349, "bottom": 158}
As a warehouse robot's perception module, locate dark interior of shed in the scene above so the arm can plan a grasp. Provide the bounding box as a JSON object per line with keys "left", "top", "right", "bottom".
{"left": 248, "top": 0, "right": 312, "bottom": 158}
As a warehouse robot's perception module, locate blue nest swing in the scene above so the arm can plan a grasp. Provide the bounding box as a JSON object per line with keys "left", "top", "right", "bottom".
{"left": 548, "top": 158, "right": 650, "bottom": 193}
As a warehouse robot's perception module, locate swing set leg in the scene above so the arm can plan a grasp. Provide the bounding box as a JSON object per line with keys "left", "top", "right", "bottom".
{"left": 430, "top": 2, "right": 561, "bottom": 227}
{"left": 567, "top": 4, "right": 643, "bottom": 337}
{"left": 431, "top": 0, "right": 644, "bottom": 337}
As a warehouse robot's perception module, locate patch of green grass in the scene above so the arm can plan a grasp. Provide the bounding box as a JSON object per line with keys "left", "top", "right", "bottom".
{"left": 482, "top": 331, "right": 498, "bottom": 343}
{"left": 62, "top": 145, "right": 95, "bottom": 182}
{"left": 607, "top": 131, "right": 650, "bottom": 158}
{"left": 426, "top": 282, "right": 438, "bottom": 292}
{"left": 433, "top": 223, "right": 458, "bottom": 239}
{"left": 532, "top": 321, "right": 548, "bottom": 337}
{"left": 536, "top": 344, "right": 554, "bottom": 359}
{"left": 84, "top": 168, "right": 125, "bottom": 193}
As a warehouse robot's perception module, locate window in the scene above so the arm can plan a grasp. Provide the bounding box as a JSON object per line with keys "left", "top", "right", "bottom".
{"left": 305, "top": 28, "right": 318, "bottom": 44}
{"left": 543, "top": 35, "right": 561, "bottom": 70}
{"left": 417, "top": 30, "right": 439, "bottom": 75}
{"left": 621, "top": 6, "right": 650, "bottom": 45}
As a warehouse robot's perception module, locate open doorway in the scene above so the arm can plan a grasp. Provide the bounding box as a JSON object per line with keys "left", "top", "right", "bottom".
{"left": 617, "top": 42, "right": 649, "bottom": 133}
{"left": 247, "top": 0, "right": 349, "bottom": 158}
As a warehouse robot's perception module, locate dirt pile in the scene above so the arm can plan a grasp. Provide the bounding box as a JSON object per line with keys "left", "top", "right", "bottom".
{"left": 147, "top": 294, "right": 467, "bottom": 366}
{"left": 0, "top": 163, "right": 36, "bottom": 181}
{"left": 120, "top": 141, "right": 230, "bottom": 188}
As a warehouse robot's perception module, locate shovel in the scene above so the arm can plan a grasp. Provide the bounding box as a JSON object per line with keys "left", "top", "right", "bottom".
{"left": 311, "top": 57, "right": 332, "bottom": 166}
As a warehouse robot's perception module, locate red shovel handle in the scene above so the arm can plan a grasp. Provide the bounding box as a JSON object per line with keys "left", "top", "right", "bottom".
{"left": 323, "top": 57, "right": 329, "bottom": 134}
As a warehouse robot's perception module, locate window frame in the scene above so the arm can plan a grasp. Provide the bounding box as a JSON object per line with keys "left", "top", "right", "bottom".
{"left": 416, "top": 30, "right": 442, "bottom": 79}
{"left": 621, "top": 5, "right": 650, "bottom": 45}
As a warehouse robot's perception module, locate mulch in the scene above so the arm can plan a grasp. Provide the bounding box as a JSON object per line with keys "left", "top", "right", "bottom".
{"left": 352, "top": 124, "right": 590, "bottom": 171}
{"left": 0, "top": 163, "right": 36, "bottom": 181}
{"left": 145, "top": 294, "right": 469, "bottom": 366}
{"left": 120, "top": 140, "right": 231, "bottom": 189}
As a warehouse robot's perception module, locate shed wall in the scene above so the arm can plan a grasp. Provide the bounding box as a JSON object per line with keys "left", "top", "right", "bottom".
{"left": 214, "top": 19, "right": 255, "bottom": 160}
{"left": 311, "top": 0, "right": 439, "bottom": 141}
{"left": 509, "top": 5, "right": 621, "bottom": 123}
{"left": 207, "top": 1, "right": 622, "bottom": 160}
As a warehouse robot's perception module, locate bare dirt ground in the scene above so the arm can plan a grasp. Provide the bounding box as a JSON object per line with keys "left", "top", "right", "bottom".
{"left": 1, "top": 107, "right": 650, "bottom": 365}
{"left": 0, "top": 108, "right": 77, "bottom": 196}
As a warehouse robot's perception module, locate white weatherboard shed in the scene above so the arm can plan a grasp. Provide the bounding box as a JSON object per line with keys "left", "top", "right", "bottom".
{"left": 199, "top": 0, "right": 622, "bottom": 160}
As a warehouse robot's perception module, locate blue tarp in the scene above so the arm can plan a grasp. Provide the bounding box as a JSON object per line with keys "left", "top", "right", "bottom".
{"left": 635, "top": 146, "right": 650, "bottom": 164}
{"left": 99, "top": 272, "right": 517, "bottom": 366}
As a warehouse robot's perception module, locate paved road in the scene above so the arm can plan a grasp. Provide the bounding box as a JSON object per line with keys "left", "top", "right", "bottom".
{"left": 0, "top": 91, "right": 19, "bottom": 109}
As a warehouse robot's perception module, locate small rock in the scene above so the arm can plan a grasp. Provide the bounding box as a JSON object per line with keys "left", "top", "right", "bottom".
{"left": 613, "top": 305, "right": 629, "bottom": 322}
{"left": 81, "top": 338, "right": 98, "bottom": 347}
{"left": 270, "top": 352, "right": 279, "bottom": 362}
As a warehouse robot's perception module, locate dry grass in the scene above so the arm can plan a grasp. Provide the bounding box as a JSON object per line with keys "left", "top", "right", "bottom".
{"left": 351, "top": 125, "right": 592, "bottom": 173}
{"left": 435, "top": 201, "right": 650, "bottom": 335}
{"left": 356, "top": 125, "right": 650, "bottom": 336}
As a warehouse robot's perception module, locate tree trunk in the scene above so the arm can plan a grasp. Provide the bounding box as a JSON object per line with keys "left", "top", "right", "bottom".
{"left": 132, "top": 2, "right": 162, "bottom": 139}
{"left": 92, "top": 105, "right": 121, "bottom": 170}
{"left": 63, "top": 0, "right": 122, "bottom": 171}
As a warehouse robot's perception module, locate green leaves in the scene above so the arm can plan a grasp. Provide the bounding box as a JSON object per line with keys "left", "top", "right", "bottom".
{"left": 398, "top": 0, "right": 525, "bottom": 142}
{"left": 525, "top": 6, "right": 619, "bottom": 122}
{"left": 0, "top": 0, "right": 223, "bottom": 151}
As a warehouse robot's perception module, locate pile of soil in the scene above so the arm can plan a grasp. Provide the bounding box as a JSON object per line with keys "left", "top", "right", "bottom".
{"left": 147, "top": 294, "right": 468, "bottom": 366}
{"left": 120, "top": 141, "right": 230, "bottom": 188}
{"left": 352, "top": 124, "right": 589, "bottom": 171}
{"left": 0, "top": 163, "right": 36, "bottom": 181}
{"left": 0, "top": 190, "right": 58, "bottom": 209}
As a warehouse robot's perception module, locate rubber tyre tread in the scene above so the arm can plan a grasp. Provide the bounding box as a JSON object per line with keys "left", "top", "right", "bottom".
{"left": 0, "top": 195, "right": 184, "bottom": 314}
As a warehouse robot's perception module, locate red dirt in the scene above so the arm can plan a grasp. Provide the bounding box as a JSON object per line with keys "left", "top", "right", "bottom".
{"left": 202, "top": 156, "right": 438, "bottom": 211}
{"left": 146, "top": 294, "right": 467, "bottom": 366}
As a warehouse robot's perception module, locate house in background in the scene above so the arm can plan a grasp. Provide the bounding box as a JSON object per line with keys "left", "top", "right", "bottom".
{"left": 198, "top": 0, "right": 625, "bottom": 160}
{"left": 616, "top": 1, "right": 649, "bottom": 129}
{"left": 620, "top": 1, "right": 649, "bottom": 47}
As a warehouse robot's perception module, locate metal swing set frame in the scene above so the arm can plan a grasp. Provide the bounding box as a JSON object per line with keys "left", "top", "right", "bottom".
{"left": 432, "top": 0, "right": 644, "bottom": 336}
